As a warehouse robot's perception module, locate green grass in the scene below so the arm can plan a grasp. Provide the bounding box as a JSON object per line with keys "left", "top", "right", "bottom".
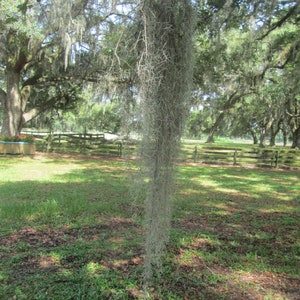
{"left": 0, "top": 154, "right": 299, "bottom": 299}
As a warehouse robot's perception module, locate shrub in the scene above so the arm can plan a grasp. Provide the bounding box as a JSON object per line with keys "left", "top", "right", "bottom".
{"left": 0, "top": 134, "right": 35, "bottom": 144}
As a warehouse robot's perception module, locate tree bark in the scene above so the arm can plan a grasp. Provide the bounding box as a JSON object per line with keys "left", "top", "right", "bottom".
{"left": 282, "top": 125, "right": 288, "bottom": 147}
{"left": 291, "top": 126, "right": 300, "bottom": 148}
{"left": 1, "top": 69, "right": 23, "bottom": 136}
{"left": 269, "top": 119, "right": 282, "bottom": 146}
{"left": 206, "top": 111, "right": 224, "bottom": 143}
{"left": 205, "top": 91, "right": 247, "bottom": 143}
{"left": 1, "top": 29, "right": 30, "bottom": 136}
{"left": 259, "top": 116, "right": 273, "bottom": 147}
{"left": 259, "top": 128, "right": 266, "bottom": 147}
{"left": 249, "top": 129, "right": 258, "bottom": 144}
{"left": 287, "top": 96, "right": 300, "bottom": 148}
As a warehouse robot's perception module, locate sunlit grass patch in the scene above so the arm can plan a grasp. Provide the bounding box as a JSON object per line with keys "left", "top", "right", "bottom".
{"left": 0, "top": 155, "right": 299, "bottom": 299}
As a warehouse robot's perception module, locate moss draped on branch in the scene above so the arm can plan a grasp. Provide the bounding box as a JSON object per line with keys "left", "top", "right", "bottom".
{"left": 138, "top": 0, "right": 194, "bottom": 283}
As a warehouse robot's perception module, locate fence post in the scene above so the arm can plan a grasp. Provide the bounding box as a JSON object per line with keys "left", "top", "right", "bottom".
{"left": 275, "top": 150, "right": 279, "bottom": 168}
{"left": 118, "top": 141, "right": 123, "bottom": 157}
{"left": 193, "top": 145, "right": 198, "bottom": 163}
{"left": 84, "top": 132, "right": 87, "bottom": 147}
{"left": 46, "top": 132, "right": 53, "bottom": 153}
{"left": 233, "top": 149, "right": 237, "bottom": 165}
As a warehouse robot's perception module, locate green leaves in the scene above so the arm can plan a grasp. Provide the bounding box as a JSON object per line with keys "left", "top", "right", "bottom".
{"left": 0, "top": 0, "right": 40, "bottom": 36}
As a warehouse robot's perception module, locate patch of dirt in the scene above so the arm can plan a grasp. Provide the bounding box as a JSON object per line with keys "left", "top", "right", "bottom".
{"left": 0, "top": 218, "right": 144, "bottom": 275}
{"left": 1, "top": 227, "right": 75, "bottom": 248}
{"left": 171, "top": 213, "right": 300, "bottom": 300}
{"left": 1, "top": 217, "right": 299, "bottom": 299}
{"left": 0, "top": 218, "right": 140, "bottom": 249}
{"left": 213, "top": 268, "right": 300, "bottom": 300}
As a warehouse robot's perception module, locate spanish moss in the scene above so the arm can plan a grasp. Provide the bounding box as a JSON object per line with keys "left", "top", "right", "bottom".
{"left": 138, "top": 0, "right": 194, "bottom": 284}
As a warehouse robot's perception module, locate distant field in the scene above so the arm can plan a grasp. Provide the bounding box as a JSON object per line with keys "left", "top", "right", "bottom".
{"left": 0, "top": 154, "right": 299, "bottom": 299}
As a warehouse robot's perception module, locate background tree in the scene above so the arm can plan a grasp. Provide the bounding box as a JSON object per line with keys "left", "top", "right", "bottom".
{"left": 0, "top": 0, "right": 137, "bottom": 136}
{"left": 0, "top": 0, "right": 86, "bottom": 135}
{"left": 191, "top": 0, "right": 300, "bottom": 145}
{"left": 62, "top": 87, "right": 122, "bottom": 134}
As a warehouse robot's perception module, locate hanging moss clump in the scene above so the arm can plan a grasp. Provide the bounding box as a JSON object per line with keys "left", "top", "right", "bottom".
{"left": 138, "top": 0, "right": 194, "bottom": 283}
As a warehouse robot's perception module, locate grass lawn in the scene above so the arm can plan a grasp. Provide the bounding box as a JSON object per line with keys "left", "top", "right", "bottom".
{"left": 0, "top": 153, "right": 299, "bottom": 299}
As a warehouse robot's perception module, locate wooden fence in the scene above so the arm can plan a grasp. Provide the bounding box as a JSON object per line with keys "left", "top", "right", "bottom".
{"left": 20, "top": 132, "right": 300, "bottom": 169}
{"left": 192, "top": 145, "right": 300, "bottom": 169}
{"left": 22, "top": 132, "right": 124, "bottom": 157}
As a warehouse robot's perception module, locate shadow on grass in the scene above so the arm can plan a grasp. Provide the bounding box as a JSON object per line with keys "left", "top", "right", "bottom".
{"left": 0, "top": 218, "right": 145, "bottom": 299}
{"left": 0, "top": 158, "right": 299, "bottom": 299}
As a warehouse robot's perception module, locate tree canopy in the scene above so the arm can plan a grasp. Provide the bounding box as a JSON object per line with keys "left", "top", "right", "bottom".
{"left": 192, "top": 0, "right": 300, "bottom": 146}
{"left": 0, "top": 0, "right": 137, "bottom": 136}
{"left": 0, "top": 0, "right": 299, "bottom": 147}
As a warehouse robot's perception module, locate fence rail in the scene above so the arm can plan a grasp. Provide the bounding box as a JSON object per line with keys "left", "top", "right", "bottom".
{"left": 22, "top": 131, "right": 123, "bottom": 157}
{"left": 21, "top": 132, "right": 300, "bottom": 169}
{"left": 193, "top": 145, "right": 300, "bottom": 169}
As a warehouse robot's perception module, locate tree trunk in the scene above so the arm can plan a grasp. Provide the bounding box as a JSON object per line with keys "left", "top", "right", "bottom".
{"left": 287, "top": 96, "right": 300, "bottom": 148}
{"left": 1, "top": 30, "right": 30, "bottom": 136}
{"left": 282, "top": 127, "right": 288, "bottom": 146}
{"left": 1, "top": 69, "right": 22, "bottom": 136}
{"left": 259, "top": 128, "right": 266, "bottom": 147}
{"left": 206, "top": 112, "right": 224, "bottom": 143}
{"left": 291, "top": 126, "right": 300, "bottom": 148}
{"left": 206, "top": 91, "right": 247, "bottom": 143}
{"left": 249, "top": 129, "right": 258, "bottom": 144}
{"left": 269, "top": 120, "right": 281, "bottom": 147}
{"left": 259, "top": 117, "right": 273, "bottom": 147}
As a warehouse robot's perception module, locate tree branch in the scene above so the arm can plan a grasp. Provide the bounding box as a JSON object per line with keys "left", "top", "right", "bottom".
{"left": 274, "top": 40, "right": 300, "bottom": 69}
{"left": 23, "top": 72, "right": 133, "bottom": 88}
{"left": 22, "top": 91, "right": 76, "bottom": 124}
{"left": 257, "top": 3, "right": 299, "bottom": 41}
{"left": 0, "top": 88, "right": 6, "bottom": 104}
